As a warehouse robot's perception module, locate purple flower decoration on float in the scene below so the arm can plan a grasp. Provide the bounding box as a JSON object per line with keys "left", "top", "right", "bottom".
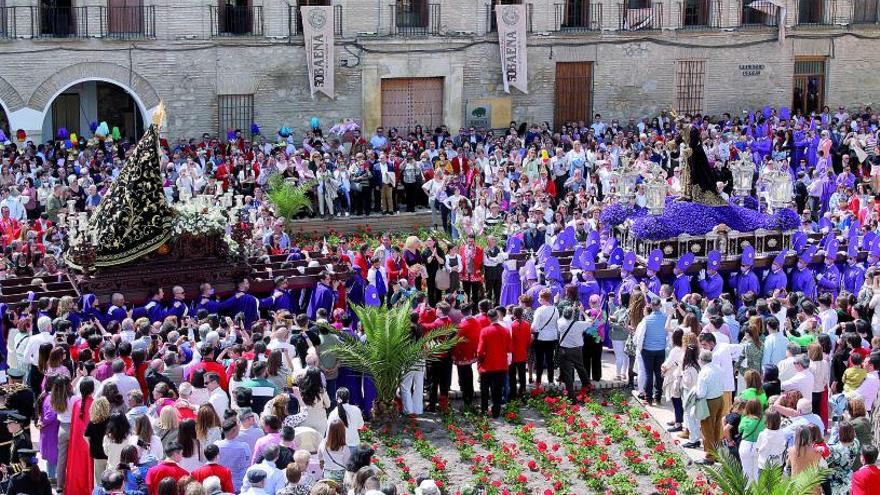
{"left": 606, "top": 198, "right": 799, "bottom": 241}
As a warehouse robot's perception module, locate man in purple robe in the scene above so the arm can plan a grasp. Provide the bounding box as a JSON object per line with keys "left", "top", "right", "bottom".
{"left": 218, "top": 279, "right": 260, "bottom": 329}
{"left": 698, "top": 251, "right": 724, "bottom": 301}
{"left": 672, "top": 253, "right": 694, "bottom": 301}
{"left": 791, "top": 247, "right": 817, "bottom": 300}
{"left": 616, "top": 252, "right": 639, "bottom": 306}
{"left": 843, "top": 242, "right": 866, "bottom": 296}
{"left": 762, "top": 251, "right": 789, "bottom": 297}
{"left": 644, "top": 249, "right": 662, "bottom": 296}
{"left": 732, "top": 246, "right": 760, "bottom": 306}
{"left": 817, "top": 241, "right": 841, "bottom": 299}
{"left": 307, "top": 272, "right": 337, "bottom": 321}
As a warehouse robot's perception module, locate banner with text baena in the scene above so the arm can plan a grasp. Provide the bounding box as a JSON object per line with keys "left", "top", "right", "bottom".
{"left": 302, "top": 6, "right": 335, "bottom": 99}
{"left": 496, "top": 4, "right": 528, "bottom": 94}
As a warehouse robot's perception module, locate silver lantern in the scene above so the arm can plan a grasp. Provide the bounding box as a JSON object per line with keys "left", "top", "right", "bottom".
{"left": 730, "top": 155, "right": 755, "bottom": 197}
{"left": 644, "top": 163, "right": 668, "bottom": 215}
{"left": 765, "top": 166, "right": 793, "bottom": 212}
{"left": 617, "top": 156, "right": 640, "bottom": 203}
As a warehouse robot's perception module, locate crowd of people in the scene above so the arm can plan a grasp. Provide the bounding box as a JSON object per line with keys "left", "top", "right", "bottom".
{"left": 0, "top": 103, "right": 879, "bottom": 495}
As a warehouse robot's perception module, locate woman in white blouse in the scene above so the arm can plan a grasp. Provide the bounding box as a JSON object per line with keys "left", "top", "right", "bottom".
{"left": 326, "top": 388, "right": 365, "bottom": 451}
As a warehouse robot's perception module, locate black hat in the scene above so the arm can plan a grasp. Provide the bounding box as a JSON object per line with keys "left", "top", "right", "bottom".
{"left": 2, "top": 411, "right": 26, "bottom": 423}
{"left": 246, "top": 469, "right": 267, "bottom": 484}
{"left": 6, "top": 368, "right": 24, "bottom": 379}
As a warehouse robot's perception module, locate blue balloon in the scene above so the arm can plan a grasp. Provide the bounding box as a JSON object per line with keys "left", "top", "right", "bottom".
{"left": 64, "top": 139, "right": 72, "bottom": 148}
{"left": 310, "top": 117, "right": 320, "bottom": 129}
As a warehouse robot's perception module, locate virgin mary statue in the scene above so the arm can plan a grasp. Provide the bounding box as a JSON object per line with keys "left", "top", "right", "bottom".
{"left": 673, "top": 112, "right": 726, "bottom": 206}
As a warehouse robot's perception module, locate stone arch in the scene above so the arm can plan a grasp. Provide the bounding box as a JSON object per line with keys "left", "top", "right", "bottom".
{"left": 27, "top": 62, "right": 160, "bottom": 115}
{"left": 0, "top": 76, "right": 26, "bottom": 113}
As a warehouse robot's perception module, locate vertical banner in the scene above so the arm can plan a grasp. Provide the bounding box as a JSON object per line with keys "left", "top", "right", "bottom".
{"left": 496, "top": 4, "right": 528, "bottom": 94}
{"left": 302, "top": 5, "right": 335, "bottom": 99}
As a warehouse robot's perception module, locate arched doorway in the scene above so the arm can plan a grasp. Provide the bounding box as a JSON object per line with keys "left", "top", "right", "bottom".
{"left": 42, "top": 80, "right": 145, "bottom": 142}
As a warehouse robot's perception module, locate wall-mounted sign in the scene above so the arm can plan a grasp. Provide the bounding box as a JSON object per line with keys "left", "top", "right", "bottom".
{"left": 739, "top": 64, "right": 765, "bottom": 77}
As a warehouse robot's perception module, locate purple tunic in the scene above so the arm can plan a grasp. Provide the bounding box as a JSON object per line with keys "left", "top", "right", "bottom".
{"left": 499, "top": 265, "right": 523, "bottom": 306}
{"left": 40, "top": 395, "right": 59, "bottom": 464}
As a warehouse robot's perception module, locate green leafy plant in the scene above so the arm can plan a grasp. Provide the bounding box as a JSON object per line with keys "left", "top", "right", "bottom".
{"left": 704, "top": 447, "right": 828, "bottom": 495}
{"left": 328, "top": 302, "right": 458, "bottom": 426}
{"left": 266, "top": 174, "right": 314, "bottom": 219}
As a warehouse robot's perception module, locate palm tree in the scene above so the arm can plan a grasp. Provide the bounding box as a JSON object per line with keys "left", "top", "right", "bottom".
{"left": 328, "top": 302, "right": 459, "bottom": 426}
{"left": 266, "top": 174, "right": 313, "bottom": 220}
{"left": 704, "top": 447, "right": 828, "bottom": 495}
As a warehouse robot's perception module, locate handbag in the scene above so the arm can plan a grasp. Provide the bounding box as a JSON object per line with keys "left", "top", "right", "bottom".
{"left": 553, "top": 320, "right": 577, "bottom": 368}
{"left": 435, "top": 268, "right": 451, "bottom": 291}
{"left": 624, "top": 332, "right": 637, "bottom": 357}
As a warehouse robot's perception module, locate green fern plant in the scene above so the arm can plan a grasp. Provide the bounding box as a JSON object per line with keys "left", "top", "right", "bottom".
{"left": 704, "top": 447, "right": 828, "bottom": 495}
{"left": 266, "top": 174, "right": 314, "bottom": 219}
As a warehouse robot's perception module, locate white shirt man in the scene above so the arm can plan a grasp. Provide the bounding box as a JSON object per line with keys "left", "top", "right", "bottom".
{"left": 24, "top": 316, "right": 55, "bottom": 367}
{"left": 207, "top": 373, "right": 230, "bottom": 419}
{"left": 781, "top": 355, "right": 815, "bottom": 401}
{"left": 695, "top": 356, "right": 724, "bottom": 400}
{"left": 856, "top": 355, "right": 880, "bottom": 411}
{"left": 97, "top": 360, "right": 142, "bottom": 406}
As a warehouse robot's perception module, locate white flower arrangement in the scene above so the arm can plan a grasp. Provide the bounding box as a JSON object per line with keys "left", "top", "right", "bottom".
{"left": 171, "top": 202, "right": 234, "bottom": 237}
{"left": 170, "top": 202, "right": 244, "bottom": 255}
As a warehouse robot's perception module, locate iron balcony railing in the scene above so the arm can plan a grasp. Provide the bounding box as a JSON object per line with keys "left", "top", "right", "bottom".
{"left": 288, "top": 4, "right": 342, "bottom": 37}
{"left": 210, "top": 5, "right": 263, "bottom": 37}
{"left": 794, "top": 0, "right": 837, "bottom": 26}
{"left": 390, "top": 2, "right": 440, "bottom": 35}
{"left": 37, "top": 6, "right": 89, "bottom": 38}
{"left": 618, "top": 2, "right": 663, "bottom": 30}
{"left": 0, "top": 7, "right": 15, "bottom": 39}
{"left": 487, "top": 3, "right": 534, "bottom": 33}
{"left": 554, "top": 2, "right": 602, "bottom": 31}
{"left": 99, "top": 5, "right": 156, "bottom": 39}
{"left": 678, "top": 0, "right": 721, "bottom": 29}
{"left": 740, "top": 0, "right": 780, "bottom": 27}
{"left": 851, "top": 0, "right": 879, "bottom": 23}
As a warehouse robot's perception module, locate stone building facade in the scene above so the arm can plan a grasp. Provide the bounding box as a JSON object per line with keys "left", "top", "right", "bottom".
{"left": 0, "top": 0, "right": 878, "bottom": 142}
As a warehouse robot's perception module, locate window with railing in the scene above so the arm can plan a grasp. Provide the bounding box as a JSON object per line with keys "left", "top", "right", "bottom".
{"left": 289, "top": 3, "right": 342, "bottom": 37}
{"left": 0, "top": 5, "right": 11, "bottom": 38}
{"left": 102, "top": 2, "right": 155, "bottom": 38}
{"left": 212, "top": 1, "right": 263, "bottom": 36}
{"left": 676, "top": 60, "right": 705, "bottom": 115}
{"left": 680, "top": 0, "right": 720, "bottom": 28}
{"left": 619, "top": 1, "right": 662, "bottom": 30}
{"left": 851, "top": 0, "right": 878, "bottom": 22}
{"left": 740, "top": 0, "right": 779, "bottom": 27}
{"left": 39, "top": 2, "right": 88, "bottom": 38}
{"left": 218, "top": 95, "right": 255, "bottom": 139}
{"left": 488, "top": 0, "right": 533, "bottom": 33}
{"left": 796, "top": 0, "right": 834, "bottom": 25}
{"left": 391, "top": 0, "right": 440, "bottom": 35}
{"left": 556, "top": 1, "right": 601, "bottom": 31}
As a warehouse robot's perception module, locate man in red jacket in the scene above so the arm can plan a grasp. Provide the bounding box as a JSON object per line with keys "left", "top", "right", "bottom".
{"left": 145, "top": 442, "right": 189, "bottom": 495}
{"left": 459, "top": 234, "right": 485, "bottom": 305}
{"left": 422, "top": 302, "right": 454, "bottom": 412}
{"left": 187, "top": 343, "right": 229, "bottom": 391}
{"left": 454, "top": 305, "right": 482, "bottom": 408}
{"left": 851, "top": 445, "right": 880, "bottom": 495}
{"left": 477, "top": 309, "right": 512, "bottom": 418}
{"left": 191, "top": 444, "right": 234, "bottom": 493}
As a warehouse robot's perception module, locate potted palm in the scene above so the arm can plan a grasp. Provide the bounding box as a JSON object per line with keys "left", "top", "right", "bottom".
{"left": 704, "top": 448, "right": 828, "bottom": 495}
{"left": 328, "top": 302, "right": 458, "bottom": 427}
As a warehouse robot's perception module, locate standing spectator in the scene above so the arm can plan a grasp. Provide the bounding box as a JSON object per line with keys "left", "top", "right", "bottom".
{"left": 476, "top": 309, "right": 511, "bottom": 418}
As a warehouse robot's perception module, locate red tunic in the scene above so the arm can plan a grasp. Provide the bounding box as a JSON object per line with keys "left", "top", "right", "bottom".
{"left": 477, "top": 323, "right": 512, "bottom": 373}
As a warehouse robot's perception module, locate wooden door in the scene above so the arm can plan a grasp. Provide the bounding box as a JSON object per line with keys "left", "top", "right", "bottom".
{"left": 793, "top": 58, "right": 825, "bottom": 115}
{"left": 554, "top": 62, "right": 593, "bottom": 128}
{"left": 52, "top": 93, "right": 80, "bottom": 137}
{"left": 381, "top": 77, "right": 444, "bottom": 133}
{"left": 107, "top": 0, "right": 143, "bottom": 35}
